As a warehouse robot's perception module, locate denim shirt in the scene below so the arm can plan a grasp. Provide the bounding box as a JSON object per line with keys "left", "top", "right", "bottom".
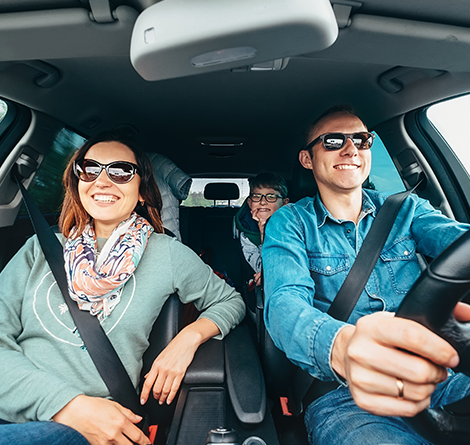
{"left": 262, "top": 189, "right": 470, "bottom": 382}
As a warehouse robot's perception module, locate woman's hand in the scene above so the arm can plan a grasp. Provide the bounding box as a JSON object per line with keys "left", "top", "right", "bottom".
{"left": 140, "top": 318, "right": 220, "bottom": 406}
{"left": 331, "top": 311, "right": 460, "bottom": 418}
{"left": 53, "top": 395, "right": 149, "bottom": 445}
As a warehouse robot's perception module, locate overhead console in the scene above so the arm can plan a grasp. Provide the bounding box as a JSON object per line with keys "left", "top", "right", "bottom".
{"left": 130, "top": 0, "right": 339, "bottom": 81}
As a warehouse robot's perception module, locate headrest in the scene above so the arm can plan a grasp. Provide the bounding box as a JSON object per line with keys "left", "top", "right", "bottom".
{"left": 204, "top": 182, "right": 240, "bottom": 201}
{"left": 289, "top": 154, "right": 318, "bottom": 202}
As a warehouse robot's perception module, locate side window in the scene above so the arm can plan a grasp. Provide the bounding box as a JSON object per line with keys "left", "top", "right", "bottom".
{"left": 0, "top": 98, "right": 27, "bottom": 166}
{"left": 369, "top": 132, "right": 405, "bottom": 194}
{"left": 182, "top": 178, "right": 249, "bottom": 207}
{"left": 427, "top": 95, "right": 470, "bottom": 176}
{"left": 0, "top": 100, "right": 7, "bottom": 123}
{"left": 21, "top": 128, "right": 86, "bottom": 214}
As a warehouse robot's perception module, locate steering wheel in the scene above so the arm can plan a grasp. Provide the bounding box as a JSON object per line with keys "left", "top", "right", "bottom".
{"left": 395, "top": 229, "right": 470, "bottom": 445}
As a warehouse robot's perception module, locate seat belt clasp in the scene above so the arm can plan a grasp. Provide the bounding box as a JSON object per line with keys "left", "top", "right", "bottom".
{"left": 280, "top": 397, "right": 293, "bottom": 416}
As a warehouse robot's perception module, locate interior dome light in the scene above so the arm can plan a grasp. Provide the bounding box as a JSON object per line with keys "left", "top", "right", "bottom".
{"left": 130, "top": 0, "right": 338, "bottom": 81}
{"left": 191, "top": 47, "right": 257, "bottom": 68}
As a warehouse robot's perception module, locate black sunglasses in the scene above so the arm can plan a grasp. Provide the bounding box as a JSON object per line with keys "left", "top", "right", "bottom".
{"left": 306, "top": 132, "right": 375, "bottom": 152}
{"left": 249, "top": 193, "right": 283, "bottom": 203}
{"left": 73, "top": 159, "right": 140, "bottom": 184}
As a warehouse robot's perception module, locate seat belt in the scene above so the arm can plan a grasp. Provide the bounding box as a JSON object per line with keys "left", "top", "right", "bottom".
{"left": 327, "top": 188, "right": 416, "bottom": 320}
{"left": 290, "top": 184, "right": 420, "bottom": 414}
{"left": 15, "top": 174, "right": 146, "bottom": 420}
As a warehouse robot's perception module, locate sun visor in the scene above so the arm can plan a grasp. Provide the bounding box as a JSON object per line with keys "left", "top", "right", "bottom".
{"left": 130, "top": 0, "right": 338, "bottom": 81}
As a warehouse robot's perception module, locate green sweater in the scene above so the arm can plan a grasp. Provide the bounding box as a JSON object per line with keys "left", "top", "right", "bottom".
{"left": 0, "top": 233, "right": 245, "bottom": 423}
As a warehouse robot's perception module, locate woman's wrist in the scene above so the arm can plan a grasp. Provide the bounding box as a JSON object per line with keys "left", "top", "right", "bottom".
{"left": 178, "top": 317, "right": 220, "bottom": 348}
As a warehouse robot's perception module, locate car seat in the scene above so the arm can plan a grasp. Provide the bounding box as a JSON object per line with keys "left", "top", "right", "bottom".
{"left": 232, "top": 199, "right": 263, "bottom": 322}
{"left": 254, "top": 156, "right": 320, "bottom": 444}
{"left": 180, "top": 182, "right": 243, "bottom": 291}
{"left": 141, "top": 293, "right": 279, "bottom": 445}
{"left": 141, "top": 293, "right": 183, "bottom": 433}
{"left": 258, "top": 156, "right": 381, "bottom": 443}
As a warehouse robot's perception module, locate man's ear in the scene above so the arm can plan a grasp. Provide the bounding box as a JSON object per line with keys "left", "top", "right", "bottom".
{"left": 299, "top": 150, "right": 313, "bottom": 170}
{"left": 282, "top": 198, "right": 290, "bottom": 206}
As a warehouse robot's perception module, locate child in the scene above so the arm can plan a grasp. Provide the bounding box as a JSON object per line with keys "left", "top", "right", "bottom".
{"left": 234, "top": 172, "right": 289, "bottom": 287}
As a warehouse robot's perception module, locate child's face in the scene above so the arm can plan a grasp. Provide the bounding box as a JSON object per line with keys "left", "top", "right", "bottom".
{"left": 248, "top": 186, "right": 287, "bottom": 221}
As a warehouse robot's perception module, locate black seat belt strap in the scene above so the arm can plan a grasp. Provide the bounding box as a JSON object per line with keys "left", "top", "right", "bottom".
{"left": 327, "top": 188, "right": 414, "bottom": 319}
{"left": 15, "top": 174, "right": 144, "bottom": 417}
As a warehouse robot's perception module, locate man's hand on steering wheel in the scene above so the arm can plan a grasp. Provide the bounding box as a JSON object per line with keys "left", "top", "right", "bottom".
{"left": 331, "top": 311, "right": 461, "bottom": 418}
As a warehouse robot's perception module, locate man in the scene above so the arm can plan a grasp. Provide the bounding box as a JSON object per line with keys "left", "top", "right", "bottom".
{"left": 262, "top": 105, "right": 470, "bottom": 444}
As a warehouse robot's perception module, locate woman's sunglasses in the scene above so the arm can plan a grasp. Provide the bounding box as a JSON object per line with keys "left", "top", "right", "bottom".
{"left": 306, "top": 132, "right": 375, "bottom": 152}
{"left": 73, "top": 159, "right": 140, "bottom": 184}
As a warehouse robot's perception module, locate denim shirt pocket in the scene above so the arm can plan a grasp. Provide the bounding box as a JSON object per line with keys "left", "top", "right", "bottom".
{"left": 380, "top": 237, "right": 421, "bottom": 294}
{"left": 308, "top": 253, "right": 349, "bottom": 276}
{"left": 308, "top": 253, "right": 350, "bottom": 305}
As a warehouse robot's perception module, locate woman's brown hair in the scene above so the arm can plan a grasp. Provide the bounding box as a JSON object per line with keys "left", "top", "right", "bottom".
{"left": 59, "top": 131, "right": 164, "bottom": 238}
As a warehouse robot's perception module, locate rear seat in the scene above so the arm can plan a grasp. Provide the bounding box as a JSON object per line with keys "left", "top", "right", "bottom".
{"left": 179, "top": 182, "right": 244, "bottom": 292}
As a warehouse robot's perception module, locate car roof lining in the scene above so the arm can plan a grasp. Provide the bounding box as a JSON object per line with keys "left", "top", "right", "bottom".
{"left": 0, "top": 6, "right": 138, "bottom": 60}
{"left": 1, "top": 3, "right": 470, "bottom": 178}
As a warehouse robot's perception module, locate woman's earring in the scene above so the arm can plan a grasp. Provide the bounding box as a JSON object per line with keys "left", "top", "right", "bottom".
{"left": 140, "top": 201, "right": 145, "bottom": 207}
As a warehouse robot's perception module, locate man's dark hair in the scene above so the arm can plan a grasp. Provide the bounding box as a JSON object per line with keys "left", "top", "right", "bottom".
{"left": 304, "top": 105, "right": 367, "bottom": 153}
{"left": 248, "top": 172, "right": 288, "bottom": 199}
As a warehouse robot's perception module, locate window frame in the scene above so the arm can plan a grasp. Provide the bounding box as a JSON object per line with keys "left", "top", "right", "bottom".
{"left": 405, "top": 106, "right": 470, "bottom": 223}
{"left": 0, "top": 98, "right": 31, "bottom": 167}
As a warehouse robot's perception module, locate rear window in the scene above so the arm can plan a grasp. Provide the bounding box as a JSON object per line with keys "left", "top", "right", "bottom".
{"left": 369, "top": 131, "right": 405, "bottom": 194}
{"left": 182, "top": 178, "right": 249, "bottom": 207}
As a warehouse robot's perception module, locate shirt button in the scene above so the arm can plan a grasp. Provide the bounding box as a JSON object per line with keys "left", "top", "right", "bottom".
{"left": 347, "top": 229, "right": 351, "bottom": 233}
{"left": 404, "top": 250, "right": 409, "bottom": 256}
{"left": 326, "top": 266, "right": 331, "bottom": 271}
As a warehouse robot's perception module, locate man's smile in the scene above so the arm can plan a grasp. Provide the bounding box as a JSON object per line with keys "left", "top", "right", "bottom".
{"left": 334, "top": 164, "right": 360, "bottom": 170}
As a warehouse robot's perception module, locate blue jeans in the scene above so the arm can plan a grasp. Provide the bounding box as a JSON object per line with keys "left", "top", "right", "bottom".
{"left": 0, "top": 421, "right": 89, "bottom": 445}
{"left": 304, "top": 372, "right": 470, "bottom": 445}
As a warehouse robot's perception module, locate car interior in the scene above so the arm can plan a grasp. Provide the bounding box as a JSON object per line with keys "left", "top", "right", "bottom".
{"left": 1, "top": 0, "right": 470, "bottom": 444}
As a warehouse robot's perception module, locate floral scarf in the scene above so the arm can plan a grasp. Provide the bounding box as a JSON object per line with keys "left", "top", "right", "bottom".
{"left": 64, "top": 213, "right": 153, "bottom": 321}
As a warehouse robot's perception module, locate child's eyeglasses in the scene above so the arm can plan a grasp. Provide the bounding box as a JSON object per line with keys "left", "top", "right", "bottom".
{"left": 249, "top": 193, "right": 283, "bottom": 203}
{"left": 73, "top": 159, "right": 140, "bottom": 184}
{"left": 306, "top": 132, "right": 375, "bottom": 152}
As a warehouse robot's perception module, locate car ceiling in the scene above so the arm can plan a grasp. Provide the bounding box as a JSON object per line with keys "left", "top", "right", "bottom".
{"left": 1, "top": 0, "right": 470, "bottom": 180}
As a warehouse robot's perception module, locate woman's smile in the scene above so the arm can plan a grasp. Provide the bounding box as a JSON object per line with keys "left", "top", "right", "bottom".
{"left": 93, "top": 194, "right": 119, "bottom": 204}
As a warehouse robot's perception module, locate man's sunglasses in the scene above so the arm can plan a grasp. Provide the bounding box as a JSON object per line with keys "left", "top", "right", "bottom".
{"left": 73, "top": 159, "right": 140, "bottom": 184}
{"left": 306, "top": 132, "right": 375, "bottom": 152}
{"left": 249, "top": 193, "right": 283, "bottom": 203}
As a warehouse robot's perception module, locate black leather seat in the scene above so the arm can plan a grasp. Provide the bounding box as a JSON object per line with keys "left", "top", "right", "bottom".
{"left": 256, "top": 155, "right": 319, "bottom": 444}
{"left": 142, "top": 296, "right": 279, "bottom": 444}
{"left": 289, "top": 151, "right": 319, "bottom": 203}
{"left": 141, "top": 293, "right": 183, "bottom": 428}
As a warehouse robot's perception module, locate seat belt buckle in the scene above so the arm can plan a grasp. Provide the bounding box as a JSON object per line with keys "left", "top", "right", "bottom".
{"left": 280, "top": 396, "right": 293, "bottom": 416}
{"left": 148, "top": 425, "right": 158, "bottom": 444}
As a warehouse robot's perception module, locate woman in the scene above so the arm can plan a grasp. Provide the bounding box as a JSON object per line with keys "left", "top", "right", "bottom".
{"left": 0, "top": 132, "right": 245, "bottom": 445}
